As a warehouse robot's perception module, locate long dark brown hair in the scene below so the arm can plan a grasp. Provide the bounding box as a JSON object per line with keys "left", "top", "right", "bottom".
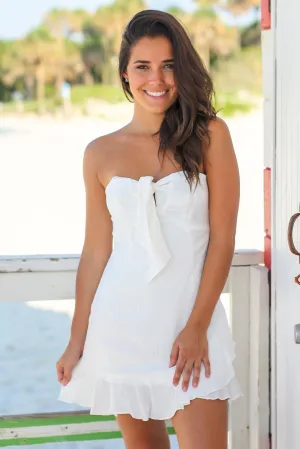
{"left": 119, "top": 9, "right": 216, "bottom": 188}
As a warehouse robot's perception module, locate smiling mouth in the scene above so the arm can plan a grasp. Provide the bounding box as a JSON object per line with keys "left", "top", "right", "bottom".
{"left": 144, "top": 90, "right": 169, "bottom": 98}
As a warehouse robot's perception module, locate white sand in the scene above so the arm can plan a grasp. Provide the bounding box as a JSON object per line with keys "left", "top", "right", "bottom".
{"left": 0, "top": 106, "right": 263, "bottom": 448}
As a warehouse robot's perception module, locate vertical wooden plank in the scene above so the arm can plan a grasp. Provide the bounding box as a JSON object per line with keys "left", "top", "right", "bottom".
{"left": 249, "top": 265, "right": 270, "bottom": 449}
{"left": 229, "top": 266, "right": 250, "bottom": 449}
{"left": 261, "top": 2, "right": 276, "bottom": 448}
{"left": 264, "top": 168, "right": 272, "bottom": 270}
{"left": 273, "top": 0, "right": 300, "bottom": 448}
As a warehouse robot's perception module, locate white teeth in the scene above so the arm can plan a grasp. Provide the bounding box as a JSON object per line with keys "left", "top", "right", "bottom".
{"left": 145, "top": 90, "right": 167, "bottom": 97}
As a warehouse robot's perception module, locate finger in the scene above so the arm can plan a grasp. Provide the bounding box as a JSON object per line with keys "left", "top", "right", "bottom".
{"left": 192, "top": 359, "right": 202, "bottom": 388}
{"left": 169, "top": 342, "right": 179, "bottom": 367}
{"left": 61, "top": 367, "right": 72, "bottom": 386}
{"left": 181, "top": 360, "right": 194, "bottom": 391}
{"left": 173, "top": 356, "right": 187, "bottom": 386}
{"left": 56, "top": 363, "right": 64, "bottom": 382}
{"left": 203, "top": 355, "right": 211, "bottom": 378}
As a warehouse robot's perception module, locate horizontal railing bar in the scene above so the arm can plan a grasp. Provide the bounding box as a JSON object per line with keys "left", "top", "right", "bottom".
{"left": 0, "top": 256, "right": 79, "bottom": 273}
{"left": 0, "top": 412, "right": 173, "bottom": 429}
{"left": 0, "top": 431, "right": 124, "bottom": 447}
{"left": 0, "top": 420, "right": 120, "bottom": 440}
{"left": 0, "top": 427, "right": 176, "bottom": 447}
{"left": 231, "top": 249, "right": 263, "bottom": 266}
{"left": 0, "top": 412, "right": 115, "bottom": 429}
{"left": 0, "top": 416, "right": 175, "bottom": 446}
{"left": 1, "top": 410, "right": 90, "bottom": 420}
{"left": 0, "top": 249, "right": 263, "bottom": 273}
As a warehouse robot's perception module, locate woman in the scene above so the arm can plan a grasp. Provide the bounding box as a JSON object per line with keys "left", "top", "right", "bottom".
{"left": 57, "top": 9, "right": 241, "bottom": 449}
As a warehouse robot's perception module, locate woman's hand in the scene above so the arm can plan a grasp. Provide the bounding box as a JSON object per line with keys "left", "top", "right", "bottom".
{"left": 56, "top": 342, "right": 83, "bottom": 386}
{"left": 169, "top": 324, "right": 210, "bottom": 391}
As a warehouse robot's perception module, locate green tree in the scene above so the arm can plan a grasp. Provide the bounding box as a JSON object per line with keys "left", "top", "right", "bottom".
{"left": 1, "top": 27, "right": 55, "bottom": 105}
{"left": 194, "top": 0, "right": 260, "bottom": 13}
{"left": 80, "top": 23, "right": 105, "bottom": 85}
{"left": 240, "top": 20, "right": 261, "bottom": 47}
{"left": 166, "top": 6, "right": 186, "bottom": 16}
{"left": 180, "top": 7, "right": 239, "bottom": 70}
{"left": 43, "top": 8, "right": 90, "bottom": 38}
{"left": 43, "top": 8, "right": 88, "bottom": 95}
{"left": 1, "top": 25, "right": 82, "bottom": 105}
{"left": 226, "top": 0, "right": 260, "bottom": 12}
{"left": 0, "top": 40, "right": 15, "bottom": 101}
{"left": 91, "top": 0, "right": 148, "bottom": 84}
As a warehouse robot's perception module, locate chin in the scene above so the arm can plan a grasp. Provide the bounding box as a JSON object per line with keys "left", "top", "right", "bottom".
{"left": 141, "top": 99, "right": 176, "bottom": 115}
{"left": 147, "top": 105, "right": 169, "bottom": 114}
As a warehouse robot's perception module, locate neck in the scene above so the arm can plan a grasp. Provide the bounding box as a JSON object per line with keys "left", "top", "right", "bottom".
{"left": 128, "top": 103, "right": 165, "bottom": 136}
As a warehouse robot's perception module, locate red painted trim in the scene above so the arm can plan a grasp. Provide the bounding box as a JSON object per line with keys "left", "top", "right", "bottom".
{"left": 261, "top": 0, "right": 271, "bottom": 30}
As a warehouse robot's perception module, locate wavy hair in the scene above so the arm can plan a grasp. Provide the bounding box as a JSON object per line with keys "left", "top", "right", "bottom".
{"left": 118, "top": 9, "right": 216, "bottom": 188}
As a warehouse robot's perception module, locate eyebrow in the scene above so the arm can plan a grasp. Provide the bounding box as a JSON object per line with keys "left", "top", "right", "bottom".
{"left": 133, "top": 58, "right": 174, "bottom": 64}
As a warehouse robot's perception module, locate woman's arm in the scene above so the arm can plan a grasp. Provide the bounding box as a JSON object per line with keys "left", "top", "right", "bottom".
{"left": 170, "top": 117, "right": 240, "bottom": 390}
{"left": 69, "top": 140, "right": 113, "bottom": 352}
{"left": 186, "top": 117, "right": 240, "bottom": 331}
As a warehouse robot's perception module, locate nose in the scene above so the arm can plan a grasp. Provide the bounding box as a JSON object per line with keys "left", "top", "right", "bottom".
{"left": 147, "top": 67, "right": 165, "bottom": 85}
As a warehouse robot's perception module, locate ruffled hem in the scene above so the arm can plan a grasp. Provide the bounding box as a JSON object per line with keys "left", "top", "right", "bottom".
{"left": 58, "top": 301, "right": 243, "bottom": 421}
{"left": 59, "top": 308, "right": 243, "bottom": 421}
{"left": 58, "top": 370, "right": 242, "bottom": 421}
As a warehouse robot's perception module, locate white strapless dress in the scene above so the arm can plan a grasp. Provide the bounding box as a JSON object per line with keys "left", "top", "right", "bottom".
{"left": 58, "top": 171, "right": 242, "bottom": 420}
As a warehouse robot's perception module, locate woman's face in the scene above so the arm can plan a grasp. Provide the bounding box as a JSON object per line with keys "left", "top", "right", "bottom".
{"left": 124, "top": 36, "right": 178, "bottom": 114}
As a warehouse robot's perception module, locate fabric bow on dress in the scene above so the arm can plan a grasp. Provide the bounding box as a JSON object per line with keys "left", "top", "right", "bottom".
{"left": 135, "top": 176, "right": 171, "bottom": 282}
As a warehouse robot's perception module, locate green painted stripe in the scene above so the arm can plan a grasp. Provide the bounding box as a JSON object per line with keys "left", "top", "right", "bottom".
{"left": 0, "top": 428, "right": 175, "bottom": 447}
{"left": 0, "top": 414, "right": 116, "bottom": 429}
{"left": 0, "top": 431, "right": 123, "bottom": 447}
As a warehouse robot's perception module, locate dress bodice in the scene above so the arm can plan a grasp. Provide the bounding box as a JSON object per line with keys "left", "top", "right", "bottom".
{"left": 105, "top": 171, "right": 209, "bottom": 282}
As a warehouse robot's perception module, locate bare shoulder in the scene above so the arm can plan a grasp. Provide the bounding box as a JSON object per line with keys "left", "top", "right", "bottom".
{"left": 84, "top": 130, "right": 123, "bottom": 162}
{"left": 204, "top": 117, "right": 239, "bottom": 239}
{"left": 83, "top": 129, "right": 126, "bottom": 186}
{"left": 208, "top": 116, "right": 231, "bottom": 140}
{"left": 204, "top": 116, "right": 237, "bottom": 176}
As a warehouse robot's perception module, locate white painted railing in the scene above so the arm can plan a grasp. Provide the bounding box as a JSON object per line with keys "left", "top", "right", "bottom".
{"left": 0, "top": 249, "right": 269, "bottom": 449}
{"left": 228, "top": 251, "right": 270, "bottom": 449}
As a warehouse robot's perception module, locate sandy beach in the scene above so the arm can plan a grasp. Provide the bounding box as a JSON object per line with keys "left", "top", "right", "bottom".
{"left": 0, "top": 106, "right": 263, "bottom": 448}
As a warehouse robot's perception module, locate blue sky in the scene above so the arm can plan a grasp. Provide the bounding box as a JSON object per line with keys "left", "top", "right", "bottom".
{"left": 0, "top": 0, "right": 259, "bottom": 39}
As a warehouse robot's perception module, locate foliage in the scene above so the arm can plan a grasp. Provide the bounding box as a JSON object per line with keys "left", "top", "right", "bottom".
{"left": 194, "top": 0, "right": 260, "bottom": 13}
{"left": 71, "top": 84, "right": 126, "bottom": 104}
{"left": 240, "top": 20, "right": 261, "bottom": 47}
{"left": 212, "top": 45, "right": 262, "bottom": 95}
{"left": 166, "top": 6, "right": 186, "bottom": 16}
{"left": 0, "top": 0, "right": 262, "bottom": 116}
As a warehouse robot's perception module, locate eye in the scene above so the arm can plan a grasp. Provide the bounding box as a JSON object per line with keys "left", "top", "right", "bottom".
{"left": 136, "top": 65, "right": 148, "bottom": 70}
{"left": 164, "top": 63, "right": 174, "bottom": 70}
